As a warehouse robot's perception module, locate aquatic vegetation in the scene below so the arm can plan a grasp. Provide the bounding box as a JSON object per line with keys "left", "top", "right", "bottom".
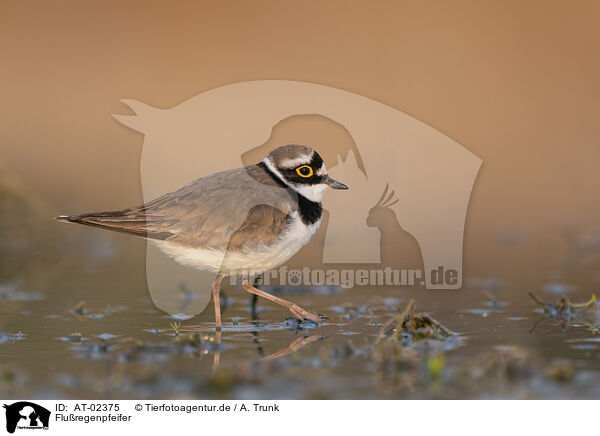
{"left": 170, "top": 321, "right": 182, "bottom": 335}
{"left": 427, "top": 354, "right": 446, "bottom": 380}
{"left": 528, "top": 292, "right": 596, "bottom": 331}
{"left": 376, "top": 300, "right": 456, "bottom": 346}
{"left": 529, "top": 292, "right": 596, "bottom": 317}
{"left": 373, "top": 300, "right": 460, "bottom": 387}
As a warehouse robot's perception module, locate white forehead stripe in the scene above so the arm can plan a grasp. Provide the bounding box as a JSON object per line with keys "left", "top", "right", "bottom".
{"left": 279, "top": 151, "right": 314, "bottom": 168}
{"left": 316, "top": 162, "right": 327, "bottom": 176}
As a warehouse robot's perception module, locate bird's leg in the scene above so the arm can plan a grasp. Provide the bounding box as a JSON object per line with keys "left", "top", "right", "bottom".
{"left": 212, "top": 274, "right": 224, "bottom": 331}
{"left": 251, "top": 329, "right": 265, "bottom": 358}
{"left": 212, "top": 330, "right": 222, "bottom": 374}
{"left": 250, "top": 273, "right": 263, "bottom": 322}
{"left": 260, "top": 335, "right": 325, "bottom": 361}
{"left": 241, "top": 280, "right": 326, "bottom": 323}
{"left": 250, "top": 294, "right": 259, "bottom": 321}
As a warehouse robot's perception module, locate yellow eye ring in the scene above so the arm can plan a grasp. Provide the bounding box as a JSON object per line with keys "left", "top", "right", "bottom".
{"left": 296, "top": 165, "right": 313, "bottom": 178}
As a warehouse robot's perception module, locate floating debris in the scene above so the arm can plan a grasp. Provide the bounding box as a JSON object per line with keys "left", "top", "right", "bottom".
{"left": 0, "top": 332, "right": 26, "bottom": 344}
{"left": 69, "top": 301, "right": 88, "bottom": 316}
{"left": 373, "top": 300, "right": 460, "bottom": 382}
{"left": 586, "top": 325, "right": 600, "bottom": 335}
{"left": 70, "top": 331, "right": 219, "bottom": 363}
{"left": 529, "top": 292, "right": 596, "bottom": 325}
{"left": 58, "top": 333, "right": 86, "bottom": 343}
{"left": 528, "top": 292, "right": 596, "bottom": 332}
{"left": 68, "top": 301, "right": 124, "bottom": 320}
{"left": 377, "top": 300, "right": 456, "bottom": 346}
{"left": 96, "top": 333, "right": 118, "bottom": 341}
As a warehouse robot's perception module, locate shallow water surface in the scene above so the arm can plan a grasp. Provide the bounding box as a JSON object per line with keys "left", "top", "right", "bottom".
{"left": 2, "top": 257, "right": 600, "bottom": 400}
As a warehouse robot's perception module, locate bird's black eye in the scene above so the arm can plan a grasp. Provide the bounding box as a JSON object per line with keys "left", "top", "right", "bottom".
{"left": 296, "top": 165, "right": 313, "bottom": 178}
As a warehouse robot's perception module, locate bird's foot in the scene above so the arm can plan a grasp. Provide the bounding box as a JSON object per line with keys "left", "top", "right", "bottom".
{"left": 241, "top": 279, "right": 328, "bottom": 324}
{"left": 287, "top": 303, "right": 328, "bottom": 323}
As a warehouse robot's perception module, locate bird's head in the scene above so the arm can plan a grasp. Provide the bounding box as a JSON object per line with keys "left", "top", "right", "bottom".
{"left": 263, "top": 144, "right": 348, "bottom": 202}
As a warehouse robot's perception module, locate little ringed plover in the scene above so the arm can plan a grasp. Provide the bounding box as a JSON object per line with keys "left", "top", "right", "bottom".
{"left": 57, "top": 144, "right": 348, "bottom": 330}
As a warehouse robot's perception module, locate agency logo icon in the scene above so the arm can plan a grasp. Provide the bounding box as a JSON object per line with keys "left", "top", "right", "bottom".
{"left": 3, "top": 402, "right": 50, "bottom": 433}
{"left": 113, "top": 80, "right": 481, "bottom": 317}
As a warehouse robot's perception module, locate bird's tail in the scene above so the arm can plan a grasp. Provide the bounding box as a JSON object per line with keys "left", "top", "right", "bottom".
{"left": 55, "top": 209, "right": 173, "bottom": 240}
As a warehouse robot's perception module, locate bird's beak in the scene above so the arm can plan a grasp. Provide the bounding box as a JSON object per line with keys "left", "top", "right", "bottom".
{"left": 324, "top": 175, "right": 348, "bottom": 190}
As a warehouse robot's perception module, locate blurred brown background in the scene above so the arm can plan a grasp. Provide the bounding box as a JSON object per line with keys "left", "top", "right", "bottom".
{"left": 1, "top": 0, "right": 600, "bottom": 291}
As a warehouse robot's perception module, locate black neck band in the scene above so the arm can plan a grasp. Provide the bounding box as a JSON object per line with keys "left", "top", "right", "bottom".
{"left": 257, "top": 161, "right": 323, "bottom": 225}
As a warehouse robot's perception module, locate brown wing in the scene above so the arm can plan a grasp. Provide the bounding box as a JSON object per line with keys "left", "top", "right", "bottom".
{"left": 226, "top": 204, "right": 292, "bottom": 251}
{"left": 57, "top": 164, "right": 298, "bottom": 250}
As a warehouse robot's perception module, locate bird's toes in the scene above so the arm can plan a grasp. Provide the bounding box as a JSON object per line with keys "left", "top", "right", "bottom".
{"left": 303, "top": 313, "right": 325, "bottom": 323}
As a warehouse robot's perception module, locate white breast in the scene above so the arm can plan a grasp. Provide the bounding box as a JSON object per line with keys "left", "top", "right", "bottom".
{"left": 152, "top": 212, "right": 320, "bottom": 276}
